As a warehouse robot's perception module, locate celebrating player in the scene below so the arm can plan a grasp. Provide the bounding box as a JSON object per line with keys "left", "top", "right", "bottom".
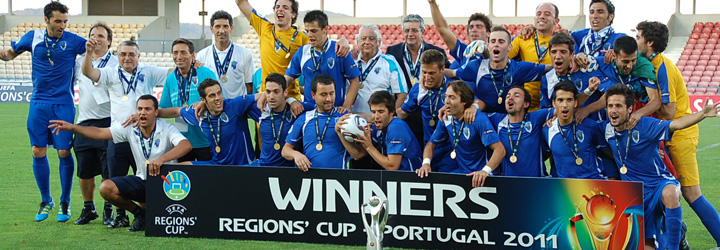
{"left": 49, "top": 95, "right": 192, "bottom": 232}
{"left": 0, "top": 1, "right": 87, "bottom": 222}
{"left": 428, "top": 0, "right": 491, "bottom": 69}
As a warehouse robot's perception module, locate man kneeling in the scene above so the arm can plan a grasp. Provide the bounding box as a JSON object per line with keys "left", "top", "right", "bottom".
{"left": 50, "top": 95, "right": 191, "bottom": 232}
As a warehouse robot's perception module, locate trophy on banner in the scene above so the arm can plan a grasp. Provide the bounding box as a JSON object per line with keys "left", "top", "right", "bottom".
{"left": 361, "top": 196, "right": 388, "bottom": 250}
{"left": 569, "top": 191, "right": 639, "bottom": 250}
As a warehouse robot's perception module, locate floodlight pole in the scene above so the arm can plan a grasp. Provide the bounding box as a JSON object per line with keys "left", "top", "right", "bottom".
{"left": 199, "top": 0, "right": 207, "bottom": 40}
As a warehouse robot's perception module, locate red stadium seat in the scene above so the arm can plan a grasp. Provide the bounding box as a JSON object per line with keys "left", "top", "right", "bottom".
{"left": 691, "top": 75, "right": 702, "bottom": 82}
{"left": 686, "top": 81, "right": 698, "bottom": 87}
{"left": 709, "top": 82, "right": 720, "bottom": 88}
{"left": 691, "top": 33, "right": 701, "bottom": 39}
{"left": 698, "top": 81, "right": 709, "bottom": 87}
{"left": 680, "top": 54, "right": 690, "bottom": 61}
{"left": 701, "top": 33, "right": 711, "bottom": 39}
{"left": 692, "top": 70, "right": 704, "bottom": 77}
{"left": 508, "top": 24, "right": 516, "bottom": 30}
{"left": 685, "top": 44, "right": 695, "bottom": 51}
{"left": 701, "top": 76, "right": 713, "bottom": 82}
{"left": 706, "top": 65, "right": 717, "bottom": 71}
{"left": 686, "top": 60, "right": 698, "bottom": 66}
{"left": 687, "top": 38, "right": 697, "bottom": 44}
{"left": 711, "top": 54, "right": 720, "bottom": 60}
{"left": 708, "top": 88, "right": 719, "bottom": 94}
{"left": 690, "top": 54, "right": 701, "bottom": 60}
{"left": 684, "top": 75, "right": 692, "bottom": 83}
{"left": 692, "top": 49, "right": 703, "bottom": 55}
{"left": 695, "top": 22, "right": 704, "bottom": 28}
{"left": 705, "top": 43, "right": 716, "bottom": 50}
{"left": 700, "top": 54, "right": 711, "bottom": 60}
{"left": 704, "top": 70, "right": 716, "bottom": 77}
{"left": 380, "top": 24, "right": 388, "bottom": 30}
{"left": 703, "top": 48, "right": 714, "bottom": 55}
{"left": 696, "top": 38, "right": 707, "bottom": 44}
{"left": 711, "top": 33, "right": 720, "bottom": 39}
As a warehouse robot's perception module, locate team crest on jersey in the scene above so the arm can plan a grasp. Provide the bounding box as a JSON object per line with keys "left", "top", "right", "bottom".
{"left": 504, "top": 74, "right": 513, "bottom": 84}
{"left": 524, "top": 121, "right": 532, "bottom": 133}
{"left": 191, "top": 76, "right": 199, "bottom": 86}
{"left": 603, "top": 43, "right": 612, "bottom": 51}
{"left": 59, "top": 41, "right": 67, "bottom": 50}
{"left": 231, "top": 61, "right": 238, "bottom": 69}
{"left": 577, "top": 130, "right": 585, "bottom": 143}
{"left": 632, "top": 130, "right": 640, "bottom": 143}
{"left": 374, "top": 67, "right": 381, "bottom": 74}
{"left": 138, "top": 74, "right": 145, "bottom": 82}
{"left": 220, "top": 112, "right": 229, "bottom": 123}
{"left": 327, "top": 58, "right": 335, "bottom": 69}
{"left": 285, "top": 112, "right": 293, "bottom": 122}
{"left": 574, "top": 79, "right": 583, "bottom": 91}
{"left": 154, "top": 138, "right": 161, "bottom": 147}
{"left": 463, "top": 127, "right": 470, "bottom": 140}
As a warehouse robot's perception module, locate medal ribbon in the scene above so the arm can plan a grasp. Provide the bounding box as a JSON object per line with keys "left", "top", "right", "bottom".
{"left": 358, "top": 54, "right": 381, "bottom": 83}
{"left": 270, "top": 105, "right": 289, "bottom": 145}
{"left": 428, "top": 84, "right": 444, "bottom": 121}
{"left": 138, "top": 127, "right": 156, "bottom": 162}
{"left": 174, "top": 63, "right": 195, "bottom": 106}
{"left": 212, "top": 43, "right": 234, "bottom": 79}
{"left": 310, "top": 39, "right": 330, "bottom": 73}
{"left": 207, "top": 114, "right": 222, "bottom": 151}
{"left": 404, "top": 43, "right": 424, "bottom": 80}
{"left": 451, "top": 118, "right": 466, "bottom": 151}
{"left": 507, "top": 114, "right": 527, "bottom": 159}
{"left": 272, "top": 26, "right": 299, "bottom": 53}
{"left": 534, "top": 33, "right": 549, "bottom": 60}
{"left": 559, "top": 120, "right": 581, "bottom": 160}
{"left": 43, "top": 30, "right": 58, "bottom": 64}
{"left": 613, "top": 129, "right": 631, "bottom": 170}
{"left": 489, "top": 62, "right": 511, "bottom": 99}
{"left": 314, "top": 107, "right": 335, "bottom": 146}
{"left": 97, "top": 52, "right": 112, "bottom": 68}
{"left": 118, "top": 66, "right": 138, "bottom": 97}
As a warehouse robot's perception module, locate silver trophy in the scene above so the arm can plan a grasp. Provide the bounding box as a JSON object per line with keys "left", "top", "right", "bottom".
{"left": 361, "top": 196, "right": 388, "bottom": 250}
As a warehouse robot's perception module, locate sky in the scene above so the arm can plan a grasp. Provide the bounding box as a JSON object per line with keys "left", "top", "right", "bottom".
{"left": 1, "top": 0, "right": 719, "bottom": 35}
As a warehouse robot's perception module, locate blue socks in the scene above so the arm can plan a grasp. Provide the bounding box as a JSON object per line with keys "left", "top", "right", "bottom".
{"left": 690, "top": 195, "right": 720, "bottom": 246}
{"left": 32, "top": 156, "right": 51, "bottom": 202}
{"left": 58, "top": 154, "right": 74, "bottom": 204}
{"left": 665, "top": 206, "right": 683, "bottom": 250}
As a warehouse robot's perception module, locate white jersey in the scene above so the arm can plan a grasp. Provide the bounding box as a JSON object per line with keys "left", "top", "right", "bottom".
{"left": 109, "top": 119, "right": 187, "bottom": 180}
{"left": 196, "top": 43, "right": 255, "bottom": 98}
{"left": 75, "top": 51, "right": 119, "bottom": 123}
{"left": 352, "top": 51, "right": 407, "bottom": 114}
{"left": 97, "top": 64, "right": 168, "bottom": 127}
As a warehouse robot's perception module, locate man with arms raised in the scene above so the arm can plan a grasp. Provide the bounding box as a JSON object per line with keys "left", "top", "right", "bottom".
{"left": 285, "top": 10, "right": 360, "bottom": 113}
{"left": 601, "top": 84, "right": 720, "bottom": 250}
{"left": 543, "top": 80, "right": 609, "bottom": 179}
{"left": 160, "top": 38, "right": 215, "bottom": 162}
{"left": 417, "top": 80, "right": 505, "bottom": 187}
{"left": 428, "top": 0, "right": 491, "bottom": 69}
{"left": 82, "top": 40, "right": 170, "bottom": 228}
{"left": 72, "top": 23, "right": 118, "bottom": 225}
{"left": 0, "top": 1, "right": 86, "bottom": 222}
{"left": 196, "top": 10, "right": 254, "bottom": 98}
{"left": 49, "top": 95, "right": 192, "bottom": 232}
{"left": 353, "top": 24, "right": 407, "bottom": 115}
{"left": 337, "top": 91, "right": 421, "bottom": 171}
{"left": 637, "top": 21, "right": 720, "bottom": 247}
{"left": 283, "top": 74, "right": 350, "bottom": 170}
{"left": 397, "top": 50, "right": 457, "bottom": 173}
{"left": 451, "top": 26, "right": 551, "bottom": 114}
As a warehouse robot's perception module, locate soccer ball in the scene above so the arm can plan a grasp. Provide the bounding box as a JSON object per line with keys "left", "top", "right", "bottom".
{"left": 341, "top": 114, "right": 367, "bottom": 143}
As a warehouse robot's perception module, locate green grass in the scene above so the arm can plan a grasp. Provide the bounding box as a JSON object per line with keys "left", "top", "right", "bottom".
{"left": 1, "top": 102, "right": 719, "bottom": 249}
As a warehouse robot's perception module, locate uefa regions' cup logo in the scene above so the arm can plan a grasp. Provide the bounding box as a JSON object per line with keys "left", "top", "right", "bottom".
{"left": 162, "top": 171, "right": 191, "bottom": 201}
{"left": 569, "top": 191, "right": 640, "bottom": 250}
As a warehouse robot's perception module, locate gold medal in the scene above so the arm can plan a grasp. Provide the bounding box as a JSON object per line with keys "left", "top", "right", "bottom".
{"left": 411, "top": 78, "right": 417, "bottom": 85}
{"left": 575, "top": 157, "right": 583, "bottom": 165}
{"left": 145, "top": 160, "right": 150, "bottom": 166}
{"left": 429, "top": 119, "right": 436, "bottom": 127}
{"left": 182, "top": 103, "right": 189, "bottom": 108}
{"left": 49, "top": 59, "right": 54, "bottom": 66}
{"left": 221, "top": 75, "right": 228, "bottom": 83}
{"left": 450, "top": 150, "right": 457, "bottom": 159}
{"left": 359, "top": 83, "right": 365, "bottom": 89}
{"left": 122, "top": 95, "right": 129, "bottom": 102}
{"left": 93, "top": 82, "right": 99, "bottom": 86}
{"left": 285, "top": 52, "right": 290, "bottom": 59}
{"left": 498, "top": 96, "right": 503, "bottom": 104}
{"left": 509, "top": 154, "right": 518, "bottom": 163}
{"left": 215, "top": 146, "right": 221, "bottom": 153}
{"left": 316, "top": 143, "right": 323, "bottom": 151}
{"left": 620, "top": 165, "right": 627, "bottom": 174}
{"left": 274, "top": 143, "right": 281, "bottom": 150}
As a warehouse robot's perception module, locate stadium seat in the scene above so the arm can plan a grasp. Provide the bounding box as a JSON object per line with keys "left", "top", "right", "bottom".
{"left": 705, "top": 43, "right": 716, "bottom": 50}
{"left": 691, "top": 76, "right": 702, "bottom": 82}
{"left": 704, "top": 70, "right": 715, "bottom": 76}
{"left": 698, "top": 60, "right": 709, "bottom": 66}
{"left": 709, "top": 82, "right": 720, "bottom": 88}
{"left": 686, "top": 80, "right": 697, "bottom": 87}
{"left": 708, "top": 88, "right": 719, "bottom": 94}
{"left": 698, "top": 82, "right": 710, "bottom": 87}
{"left": 692, "top": 70, "right": 704, "bottom": 77}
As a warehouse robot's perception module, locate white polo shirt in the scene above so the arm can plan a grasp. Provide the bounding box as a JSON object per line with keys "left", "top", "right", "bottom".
{"left": 110, "top": 119, "right": 187, "bottom": 180}
{"left": 352, "top": 51, "right": 407, "bottom": 114}
{"left": 97, "top": 64, "right": 168, "bottom": 127}
{"left": 196, "top": 43, "right": 255, "bottom": 98}
{"left": 75, "top": 51, "right": 119, "bottom": 123}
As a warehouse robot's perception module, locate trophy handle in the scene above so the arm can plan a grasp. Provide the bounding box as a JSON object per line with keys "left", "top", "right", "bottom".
{"left": 569, "top": 214, "right": 585, "bottom": 250}
{"left": 361, "top": 203, "right": 379, "bottom": 246}
{"left": 379, "top": 200, "right": 389, "bottom": 229}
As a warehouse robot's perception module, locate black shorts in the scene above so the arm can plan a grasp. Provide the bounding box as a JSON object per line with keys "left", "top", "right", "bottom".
{"left": 108, "top": 141, "right": 137, "bottom": 178}
{"left": 74, "top": 118, "right": 111, "bottom": 179}
{"left": 178, "top": 147, "right": 213, "bottom": 162}
{"left": 112, "top": 175, "right": 146, "bottom": 203}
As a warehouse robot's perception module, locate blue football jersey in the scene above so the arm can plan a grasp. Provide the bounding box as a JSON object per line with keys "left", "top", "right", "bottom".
{"left": 430, "top": 112, "right": 501, "bottom": 174}
{"left": 544, "top": 118, "right": 608, "bottom": 179}
{"left": 285, "top": 109, "right": 350, "bottom": 169}
{"left": 180, "top": 95, "right": 256, "bottom": 165}
{"left": 489, "top": 108, "right": 554, "bottom": 177}
{"left": 252, "top": 104, "right": 296, "bottom": 167}
{"left": 371, "top": 118, "right": 422, "bottom": 171}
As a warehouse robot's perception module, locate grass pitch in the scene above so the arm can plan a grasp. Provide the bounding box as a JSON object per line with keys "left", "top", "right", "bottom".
{"left": 0, "top": 102, "right": 719, "bottom": 249}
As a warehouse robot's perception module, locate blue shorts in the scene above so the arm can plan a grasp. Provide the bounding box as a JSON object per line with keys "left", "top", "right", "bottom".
{"left": 27, "top": 102, "right": 75, "bottom": 150}
{"left": 644, "top": 179, "right": 680, "bottom": 240}
{"left": 112, "top": 175, "right": 146, "bottom": 203}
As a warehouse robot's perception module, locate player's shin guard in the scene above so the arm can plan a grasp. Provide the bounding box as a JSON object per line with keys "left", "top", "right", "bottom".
{"left": 58, "top": 154, "right": 75, "bottom": 204}
{"left": 665, "top": 207, "right": 682, "bottom": 249}
{"left": 33, "top": 156, "right": 51, "bottom": 202}
{"left": 690, "top": 195, "right": 720, "bottom": 246}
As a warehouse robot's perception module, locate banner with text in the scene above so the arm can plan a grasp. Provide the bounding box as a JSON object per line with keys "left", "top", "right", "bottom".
{"left": 146, "top": 165, "right": 644, "bottom": 249}
{"left": 688, "top": 95, "right": 720, "bottom": 113}
{"left": 0, "top": 84, "right": 164, "bottom": 104}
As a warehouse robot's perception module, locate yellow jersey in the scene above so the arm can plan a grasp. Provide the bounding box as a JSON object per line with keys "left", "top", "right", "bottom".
{"left": 250, "top": 9, "right": 308, "bottom": 99}
{"left": 509, "top": 33, "right": 552, "bottom": 111}
{"left": 652, "top": 53, "right": 698, "bottom": 139}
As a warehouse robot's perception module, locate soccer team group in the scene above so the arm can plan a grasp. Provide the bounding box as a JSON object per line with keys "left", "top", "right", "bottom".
{"left": 4, "top": 0, "right": 720, "bottom": 248}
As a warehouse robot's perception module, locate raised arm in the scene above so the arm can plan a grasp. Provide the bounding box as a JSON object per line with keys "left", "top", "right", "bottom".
{"left": 82, "top": 40, "right": 102, "bottom": 82}
{"left": 429, "top": 0, "right": 458, "bottom": 51}
{"left": 669, "top": 98, "right": 720, "bottom": 133}
{"left": 49, "top": 120, "right": 113, "bottom": 141}
{"left": 235, "top": 0, "right": 254, "bottom": 23}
